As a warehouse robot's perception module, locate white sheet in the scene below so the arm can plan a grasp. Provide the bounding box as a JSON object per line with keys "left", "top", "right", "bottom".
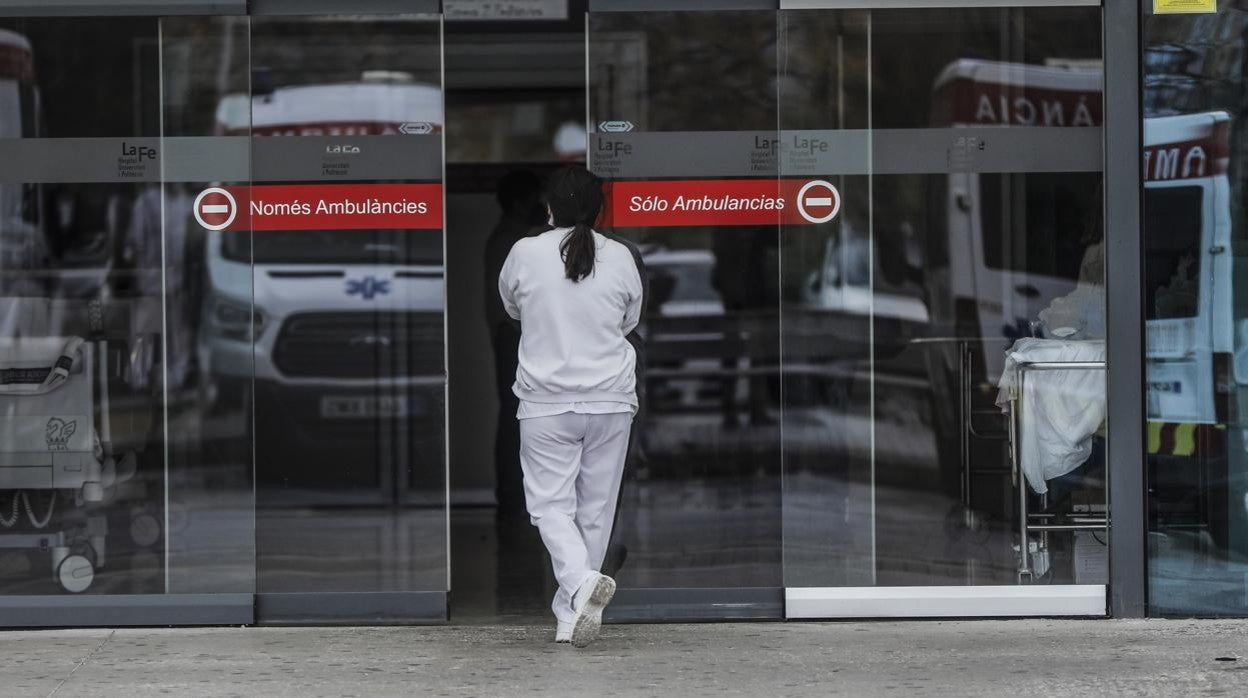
{"left": 996, "top": 338, "right": 1106, "bottom": 494}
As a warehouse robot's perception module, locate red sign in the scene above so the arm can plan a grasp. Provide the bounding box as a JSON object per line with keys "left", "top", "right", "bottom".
{"left": 1144, "top": 123, "right": 1230, "bottom": 182}
{"left": 207, "top": 183, "right": 443, "bottom": 231}
{"left": 602, "top": 179, "right": 841, "bottom": 228}
{"left": 948, "top": 83, "right": 1102, "bottom": 127}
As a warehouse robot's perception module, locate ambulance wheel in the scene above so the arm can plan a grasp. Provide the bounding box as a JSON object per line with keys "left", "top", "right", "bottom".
{"left": 57, "top": 554, "right": 95, "bottom": 593}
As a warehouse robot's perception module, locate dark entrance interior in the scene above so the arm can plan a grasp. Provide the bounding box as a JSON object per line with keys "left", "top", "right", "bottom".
{"left": 443, "top": 8, "right": 588, "bottom": 623}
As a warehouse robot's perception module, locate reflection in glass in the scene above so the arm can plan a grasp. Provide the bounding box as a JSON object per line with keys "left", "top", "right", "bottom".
{"left": 589, "top": 11, "right": 783, "bottom": 591}
{"left": 0, "top": 17, "right": 254, "bottom": 597}
{"left": 1145, "top": 8, "right": 1248, "bottom": 616}
{"left": 159, "top": 16, "right": 254, "bottom": 595}
{"left": 779, "top": 8, "right": 1107, "bottom": 589}
{"left": 246, "top": 17, "right": 447, "bottom": 595}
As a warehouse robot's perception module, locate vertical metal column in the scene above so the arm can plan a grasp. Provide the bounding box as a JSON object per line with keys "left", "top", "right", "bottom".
{"left": 1103, "top": 0, "right": 1147, "bottom": 619}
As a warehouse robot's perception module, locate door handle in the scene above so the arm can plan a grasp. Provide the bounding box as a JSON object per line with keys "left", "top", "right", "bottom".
{"left": 1014, "top": 284, "right": 1041, "bottom": 298}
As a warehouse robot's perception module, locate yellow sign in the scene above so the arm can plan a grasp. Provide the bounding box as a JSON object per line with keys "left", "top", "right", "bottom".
{"left": 1154, "top": 0, "right": 1217, "bottom": 14}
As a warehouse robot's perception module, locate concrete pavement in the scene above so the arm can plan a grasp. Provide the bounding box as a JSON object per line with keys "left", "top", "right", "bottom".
{"left": 3, "top": 619, "right": 1247, "bottom": 697}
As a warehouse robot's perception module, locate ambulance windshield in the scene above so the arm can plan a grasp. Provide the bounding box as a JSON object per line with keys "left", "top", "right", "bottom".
{"left": 980, "top": 172, "right": 1100, "bottom": 282}
{"left": 1144, "top": 186, "right": 1202, "bottom": 320}
{"left": 222, "top": 229, "right": 442, "bottom": 266}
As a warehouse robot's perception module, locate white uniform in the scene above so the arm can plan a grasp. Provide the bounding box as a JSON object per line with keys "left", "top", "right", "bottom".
{"left": 499, "top": 227, "right": 643, "bottom": 623}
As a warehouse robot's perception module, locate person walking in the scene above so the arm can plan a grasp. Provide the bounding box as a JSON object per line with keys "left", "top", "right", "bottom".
{"left": 498, "top": 165, "right": 643, "bottom": 647}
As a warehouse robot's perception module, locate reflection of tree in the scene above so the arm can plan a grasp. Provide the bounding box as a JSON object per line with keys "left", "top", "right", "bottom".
{"left": 159, "top": 18, "right": 250, "bottom": 137}
{"left": 161, "top": 18, "right": 441, "bottom": 138}
{"left": 592, "top": 12, "right": 778, "bottom": 131}
{"left": 1145, "top": 9, "right": 1248, "bottom": 245}
{"left": 250, "top": 19, "right": 441, "bottom": 91}
{"left": 781, "top": 9, "right": 1101, "bottom": 130}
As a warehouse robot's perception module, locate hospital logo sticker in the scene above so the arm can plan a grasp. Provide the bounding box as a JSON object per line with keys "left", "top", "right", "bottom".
{"left": 46, "top": 418, "right": 77, "bottom": 451}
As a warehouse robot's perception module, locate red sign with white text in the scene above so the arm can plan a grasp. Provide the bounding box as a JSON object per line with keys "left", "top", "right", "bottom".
{"left": 213, "top": 183, "right": 443, "bottom": 231}
{"left": 602, "top": 179, "right": 840, "bottom": 228}
{"left": 1143, "top": 130, "right": 1230, "bottom": 182}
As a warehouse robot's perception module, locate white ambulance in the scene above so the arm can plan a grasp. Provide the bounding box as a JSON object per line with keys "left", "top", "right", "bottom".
{"left": 928, "top": 58, "right": 1244, "bottom": 450}
{"left": 201, "top": 74, "right": 445, "bottom": 480}
{"left": 1142, "top": 112, "right": 1237, "bottom": 429}
{"left": 928, "top": 59, "right": 1104, "bottom": 380}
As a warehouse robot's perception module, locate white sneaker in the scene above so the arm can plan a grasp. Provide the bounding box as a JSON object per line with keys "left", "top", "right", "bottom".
{"left": 555, "top": 621, "right": 573, "bottom": 644}
{"left": 570, "top": 572, "right": 616, "bottom": 648}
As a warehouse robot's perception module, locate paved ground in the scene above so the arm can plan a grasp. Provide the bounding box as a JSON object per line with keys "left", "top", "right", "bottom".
{"left": 2, "top": 619, "right": 1246, "bottom": 697}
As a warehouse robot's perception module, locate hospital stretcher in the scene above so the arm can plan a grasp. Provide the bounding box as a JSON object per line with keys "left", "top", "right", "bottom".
{"left": 917, "top": 333, "right": 1109, "bottom": 585}
{"left": 1005, "top": 358, "right": 1108, "bottom": 583}
{"left": 0, "top": 301, "right": 148, "bottom": 593}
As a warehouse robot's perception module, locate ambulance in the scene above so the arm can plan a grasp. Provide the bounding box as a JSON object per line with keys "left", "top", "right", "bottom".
{"left": 1142, "top": 112, "right": 1237, "bottom": 430}
{"left": 927, "top": 59, "right": 1104, "bottom": 382}
{"left": 927, "top": 58, "right": 1245, "bottom": 473}
{"left": 202, "top": 72, "right": 445, "bottom": 487}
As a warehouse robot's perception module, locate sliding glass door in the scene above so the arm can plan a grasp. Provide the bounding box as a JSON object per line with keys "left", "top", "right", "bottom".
{"left": 0, "top": 3, "right": 449, "bottom": 627}
{"left": 587, "top": 0, "right": 1110, "bottom": 619}
{"left": 779, "top": 1, "right": 1108, "bottom": 617}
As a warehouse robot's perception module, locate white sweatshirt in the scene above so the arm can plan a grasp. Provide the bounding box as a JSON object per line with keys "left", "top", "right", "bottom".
{"left": 498, "top": 227, "right": 644, "bottom": 411}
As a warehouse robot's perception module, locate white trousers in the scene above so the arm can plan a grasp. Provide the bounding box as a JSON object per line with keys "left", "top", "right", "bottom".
{"left": 519, "top": 411, "right": 632, "bottom": 623}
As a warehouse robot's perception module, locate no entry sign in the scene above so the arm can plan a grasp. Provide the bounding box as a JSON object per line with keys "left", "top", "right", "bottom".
{"left": 796, "top": 180, "right": 841, "bottom": 224}
{"left": 193, "top": 187, "right": 238, "bottom": 231}
{"left": 602, "top": 178, "right": 841, "bottom": 228}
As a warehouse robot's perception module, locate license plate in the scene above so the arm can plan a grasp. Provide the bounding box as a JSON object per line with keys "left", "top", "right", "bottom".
{"left": 320, "top": 395, "right": 411, "bottom": 419}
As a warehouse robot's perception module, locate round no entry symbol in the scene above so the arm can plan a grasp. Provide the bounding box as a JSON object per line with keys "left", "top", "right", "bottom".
{"left": 796, "top": 180, "right": 841, "bottom": 224}
{"left": 193, "top": 187, "right": 238, "bottom": 231}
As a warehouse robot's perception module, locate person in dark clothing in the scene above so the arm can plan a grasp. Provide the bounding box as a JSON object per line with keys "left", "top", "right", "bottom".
{"left": 484, "top": 170, "right": 546, "bottom": 520}
{"left": 711, "top": 227, "right": 776, "bottom": 428}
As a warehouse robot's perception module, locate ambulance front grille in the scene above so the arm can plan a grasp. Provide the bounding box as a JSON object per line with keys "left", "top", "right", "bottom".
{"left": 273, "top": 312, "right": 444, "bottom": 379}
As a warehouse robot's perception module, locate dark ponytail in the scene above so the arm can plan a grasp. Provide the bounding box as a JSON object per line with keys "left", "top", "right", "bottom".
{"left": 544, "top": 165, "right": 604, "bottom": 282}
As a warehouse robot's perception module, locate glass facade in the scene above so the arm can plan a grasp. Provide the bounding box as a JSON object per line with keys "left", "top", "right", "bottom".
{"left": 588, "top": 5, "right": 1109, "bottom": 617}
{"left": 0, "top": 16, "right": 254, "bottom": 601}
{"left": 777, "top": 6, "right": 1106, "bottom": 593}
{"left": 245, "top": 15, "right": 447, "bottom": 602}
{"left": 0, "top": 0, "right": 1244, "bottom": 625}
{"left": 0, "top": 10, "right": 447, "bottom": 624}
{"left": 588, "top": 9, "right": 784, "bottom": 597}
{"left": 1144, "top": 4, "right": 1248, "bottom": 616}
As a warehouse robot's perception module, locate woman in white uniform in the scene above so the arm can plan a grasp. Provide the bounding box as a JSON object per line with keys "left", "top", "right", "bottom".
{"left": 498, "top": 166, "right": 643, "bottom": 647}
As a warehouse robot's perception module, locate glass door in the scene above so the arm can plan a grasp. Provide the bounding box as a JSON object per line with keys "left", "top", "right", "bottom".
{"left": 1, "top": 3, "right": 449, "bottom": 627}
{"left": 0, "top": 12, "right": 255, "bottom": 625}
{"left": 778, "top": 1, "right": 1109, "bottom": 617}
{"left": 587, "top": 8, "right": 785, "bottom": 619}
{"left": 159, "top": 14, "right": 256, "bottom": 604}
{"left": 587, "top": 0, "right": 1110, "bottom": 620}
{"left": 244, "top": 13, "right": 449, "bottom": 623}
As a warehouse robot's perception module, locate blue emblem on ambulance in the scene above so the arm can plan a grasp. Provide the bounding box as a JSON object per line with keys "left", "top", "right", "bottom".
{"left": 346, "top": 276, "right": 391, "bottom": 300}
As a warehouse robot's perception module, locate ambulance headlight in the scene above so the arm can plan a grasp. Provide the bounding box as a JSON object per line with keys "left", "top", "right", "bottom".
{"left": 212, "top": 297, "right": 264, "bottom": 341}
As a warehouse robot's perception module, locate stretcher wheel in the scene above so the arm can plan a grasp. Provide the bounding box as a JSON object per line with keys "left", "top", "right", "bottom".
{"left": 57, "top": 554, "right": 94, "bottom": 593}
{"left": 130, "top": 512, "right": 161, "bottom": 548}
